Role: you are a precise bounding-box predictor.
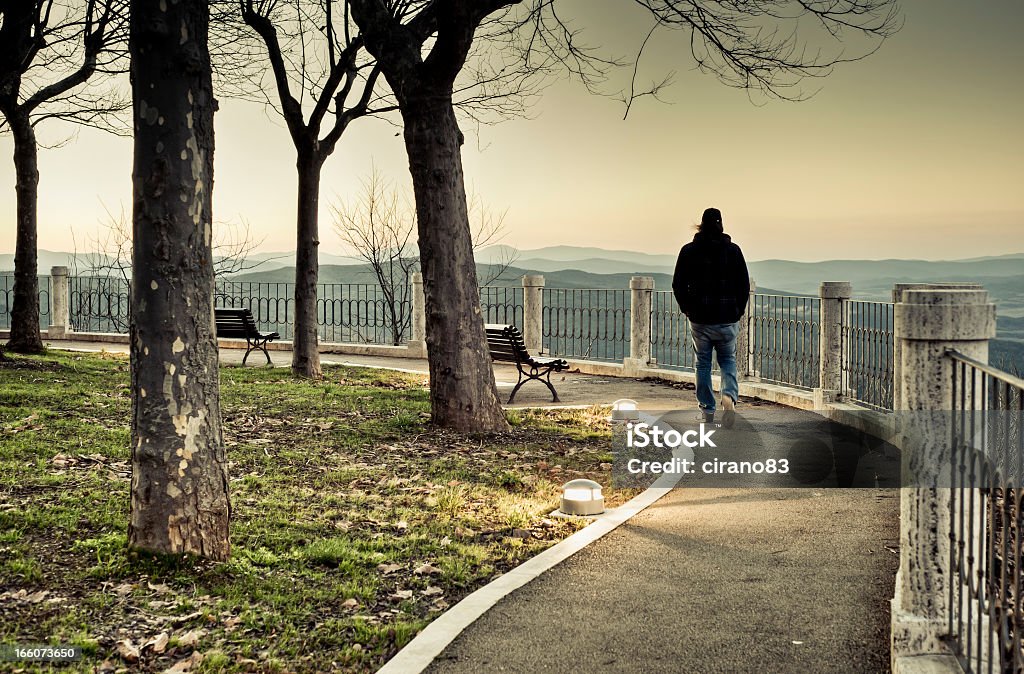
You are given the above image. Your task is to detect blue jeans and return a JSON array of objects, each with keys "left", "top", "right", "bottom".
[{"left": 690, "top": 322, "right": 739, "bottom": 413}]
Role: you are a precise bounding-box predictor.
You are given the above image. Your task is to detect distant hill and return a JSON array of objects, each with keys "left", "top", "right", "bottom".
[{"left": 5, "top": 246, "right": 1021, "bottom": 314}]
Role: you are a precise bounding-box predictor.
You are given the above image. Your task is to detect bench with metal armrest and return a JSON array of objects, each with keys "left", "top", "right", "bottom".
[{"left": 485, "top": 323, "right": 568, "bottom": 403}]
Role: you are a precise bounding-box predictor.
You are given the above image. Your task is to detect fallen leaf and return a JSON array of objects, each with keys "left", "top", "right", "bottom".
[
  {"left": 162, "top": 652, "right": 204, "bottom": 673},
  {"left": 422, "top": 586, "right": 444, "bottom": 596},
  {"left": 414, "top": 563, "right": 442, "bottom": 576},
  {"left": 116, "top": 639, "right": 140, "bottom": 663},
  {"left": 147, "top": 582, "right": 173, "bottom": 595},
  {"left": 377, "top": 563, "right": 403, "bottom": 574},
  {"left": 26, "top": 590, "right": 49, "bottom": 603},
  {"left": 145, "top": 632, "right": 170, "bottom": 654},
  {"left": 389, "top": 589, "right": 413, "bottom": 602},
  {"left": 113, "top": 583, "right": 134, "bottom": 597},
  {"left": 176, "top": 628, "right": 205, "bottom": 648},
  {"left": 341, "top": 598, "right": 359, "bottom": 609}
]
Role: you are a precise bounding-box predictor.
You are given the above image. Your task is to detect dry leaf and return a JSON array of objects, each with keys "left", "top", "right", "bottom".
[
  {"left": 116, "top": 639, "right": 140, "bottom": 663},
  {"left": 377, "top": 563, "right": 402, "bottom": 574},
  {"left": 162, "top": 652, "right": 204, "bottom": 673},
  {"left": 389, "top": 589, "right": 413, "bottom": 601},
  {"left": 422, "top": 586, "right": 444, "bottom": 596},
  {"left": 340, "top": 598, "right": 359, "bottom": 609},
  {"left": 413, "top": 563, "right": 441, "bottom": 576},
  {"left": 176, "top": 628, "right": 205, "bottom": 648},
  {"left": 145, "top": 632, "right": 170, "bottom": 654},
  {"left": 147, "top": 582, "right": 172, "bottom": 595}
]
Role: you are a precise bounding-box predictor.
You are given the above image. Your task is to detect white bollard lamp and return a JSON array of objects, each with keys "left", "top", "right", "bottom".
[
  {"left": 610, "top": 398, "right": 640, "bottom": 423},
  {"left": 560, "top": 478, "right": 605, "bottom": 516}
]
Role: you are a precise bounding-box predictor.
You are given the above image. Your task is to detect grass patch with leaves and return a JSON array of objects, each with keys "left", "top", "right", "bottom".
[{"left": 0, "top": 350, "right": 627, "bottom": 673}]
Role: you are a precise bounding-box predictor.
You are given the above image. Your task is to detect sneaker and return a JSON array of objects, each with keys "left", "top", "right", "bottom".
[{"left": 721, "top": 395, "right": 737, "bottom": 429}]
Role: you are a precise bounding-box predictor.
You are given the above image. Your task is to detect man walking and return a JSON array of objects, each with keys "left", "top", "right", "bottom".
[{"left": 672, "top": 207, "right": 750, "bottom": 427}]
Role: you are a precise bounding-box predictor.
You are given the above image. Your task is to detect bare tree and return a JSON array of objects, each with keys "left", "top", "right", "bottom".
[
  {"left": 223, "top": 1, "right": 400, "bottom": 380},
  {"left": 0, "top": 1, "right": 129, "bottom": 353},
  {"left": 128, "top": 0, "right": 230, "bottom": 560},
  {"left": 333, "top": 168, "right": 518, "bottom": 346},
  {"left": 345, "top": 0, "right": 898, "bottom": 432},
  {"left": 332, "top": 170, "right": 417, "bottom": 346}
]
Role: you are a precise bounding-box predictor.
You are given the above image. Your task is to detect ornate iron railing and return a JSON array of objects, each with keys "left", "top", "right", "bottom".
[
  {"left": 542, "top": 288, "right": 630, "bottom": 363},
  {"left": 479, "top": 286, "right": 524, "bottom": 328},
  {"left": 749, "top": 294, "right": 820, "bottom": 389},
  {"left": 649, "top": 290, "right": 695, "bottom": 371},
  {"left": 0, "top": 275, "right": 52, "bottom": 331},
  {"left": 214, "top": 281, "right": 411, "bottom": 345},
  {"left": 70, "top": 275, "right": 130, "bottom": 333},
  {"left": 842, "top": 300, "right": 894, "bottom": 411},
  {"left": 948, "top": 350, "right": 1024, "bottom": 673}
]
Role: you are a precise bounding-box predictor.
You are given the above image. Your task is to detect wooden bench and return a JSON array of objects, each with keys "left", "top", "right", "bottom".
[
  {"left": 214, "top": 307, "right": 280, "bottom": 365},
  {"left": 485, "top": 324, "right": 568, "bottom": 403}
]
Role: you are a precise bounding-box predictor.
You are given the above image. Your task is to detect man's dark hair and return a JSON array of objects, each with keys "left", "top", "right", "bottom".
[{"left": 699, "top": 207, "right": 724, "bottom": 234}]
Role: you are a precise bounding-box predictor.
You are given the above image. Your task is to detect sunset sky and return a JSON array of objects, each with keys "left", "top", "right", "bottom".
[{"left": 1, "top": 0, "right": 1021, "bottom": 262}]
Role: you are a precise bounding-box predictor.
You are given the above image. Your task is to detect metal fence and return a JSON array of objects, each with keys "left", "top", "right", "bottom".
[
  {"left": 214, "top": 281, "right": 411, "bottom": 345},
  {"left": 947, "top": 350, "right": 1024, "bottom": 673},
  {"left": 650, "top": 290, "right": 695, "bottom": 371},
  {"left": 480, "top": 286, "right": 524, "bottom": 327},
  {"left": 0, "top": 275, "right": 51, "bottom": 331},
  {"left": 749, "top": 294, "right": 821, "bottom": 390},
  {"left": 26, "top": 275, "right": 901, "bottom": 412},
  {"left": 70, "top": 275, "right": 130, "bottom": 333},
  {"left": 842, "top": 300, "right": 894, "bottom": 411},
  {"left": 542, "top": 288, "right": 630, "bottom": 363}
]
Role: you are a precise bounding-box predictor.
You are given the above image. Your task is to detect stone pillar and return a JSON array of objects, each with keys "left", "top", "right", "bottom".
[
  {"left": 816, "top": 281, "right": 851, "bottom": 405},
  {"left": 890, "top": 287, "right": 996, "bottom": 668},
  {"left": 48, "top": 266, "right": 70, "bottom": 339},
  {"left": 521, "top": 274, "right": 545, "bottom": 354},
  {"left": 408, "top": 272, "right": 426, "bottom": 358},
  {"left": 891, "top": 282, "right": 982, "bottom": 411},
  {"left": 736, "top": 277, "right": 755, "bottom": 378},
  {"left": 624, "top": 276, "right": 654, "bottom": 376}
]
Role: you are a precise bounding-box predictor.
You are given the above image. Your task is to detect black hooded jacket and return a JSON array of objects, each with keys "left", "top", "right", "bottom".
[{"left": 671, "top": 231, "right": 750, "bottom": 325}]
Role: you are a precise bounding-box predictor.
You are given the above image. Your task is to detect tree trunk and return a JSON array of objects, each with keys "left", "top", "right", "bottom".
[
  {"left": 6, "top": 113, "right": 44, "bottom": 354},
  {"left": 401, "top": 95, "right": 507, "bottom": 431},
  {"left": 291, "top": 151, "right": 323, "bottom": 379},
  {"left": 127, "top": 0, "right": 230, "bottom": 561}
]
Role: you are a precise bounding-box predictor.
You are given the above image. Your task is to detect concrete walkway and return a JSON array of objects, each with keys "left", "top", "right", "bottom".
[
  {"left": 51, "top": 340, "right": 899, "bottom": 672},
  {"left": 427, "top": 487, "right": 898, "bottom": 673},
  {"left": 414, "top": 396, "right": 899, "bottom": 673}
]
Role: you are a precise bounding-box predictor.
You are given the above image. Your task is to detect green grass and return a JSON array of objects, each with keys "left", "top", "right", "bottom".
[{"left": 0, "top": 350, "right": 625, "bottom": 673}]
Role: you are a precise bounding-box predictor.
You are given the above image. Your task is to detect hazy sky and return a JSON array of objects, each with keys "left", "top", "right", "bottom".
[{"left": 1, "top": 0, "right": 1022, "bottom": 262}]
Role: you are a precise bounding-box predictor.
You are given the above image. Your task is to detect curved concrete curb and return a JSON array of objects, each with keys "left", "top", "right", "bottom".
[{"left": 377, "top": 428, "right": 686, "bottom": 674}]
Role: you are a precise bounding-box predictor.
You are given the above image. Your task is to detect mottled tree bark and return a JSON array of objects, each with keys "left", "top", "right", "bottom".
[
  {"left": 400, "top": 94, "right": 507, "bottom": 431},
  {"left": 6, "top": 113, "right": 43, "bottom": 353},
  {"left": 291, "top": 151, "right": 324, "bottom": 379},
  {"left": 348, "top": 0, "right": 509, "bottom": 431},
  {"left": 128, "top": 0, "right": 230, "bottom": 560}
]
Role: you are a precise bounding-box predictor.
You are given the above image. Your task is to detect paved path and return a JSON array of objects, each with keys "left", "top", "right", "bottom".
[
  {"left": 426, "top": 487, "right": 898, "bottom": 674},
  {"left": 423, "top": 404, "right": 900, "bottom": 674}
]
